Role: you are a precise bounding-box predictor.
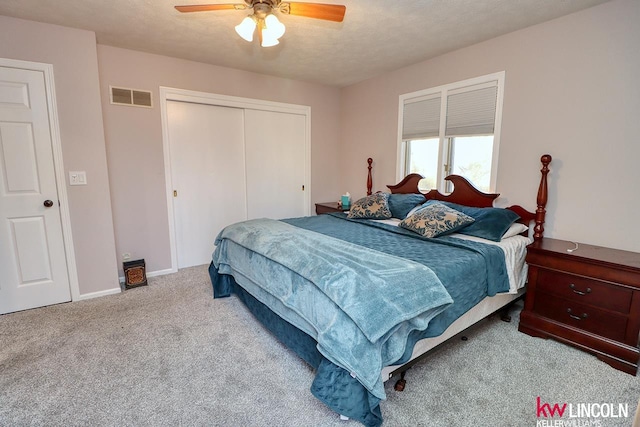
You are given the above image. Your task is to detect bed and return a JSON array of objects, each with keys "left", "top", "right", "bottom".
[{"left": 209, "top": 154, "right": 552, "bottom": 426}]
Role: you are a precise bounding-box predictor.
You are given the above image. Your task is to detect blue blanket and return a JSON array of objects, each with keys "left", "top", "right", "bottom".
[
  {"left": 213, "top": 218, "right": 453, "bottom": 399},
  {"left": 211, "top": 213, "right": 511, "bottom": 426}
]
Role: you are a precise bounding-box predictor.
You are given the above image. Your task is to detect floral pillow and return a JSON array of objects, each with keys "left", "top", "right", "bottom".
[
  {"left": 399, "top": 202, "right": 475, "bottom": 238},
  {"left": 347, "top": 193, "right": 392, "bottom": 219}
]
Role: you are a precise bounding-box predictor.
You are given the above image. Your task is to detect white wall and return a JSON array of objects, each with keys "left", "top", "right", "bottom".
[
  {"left": 339, "top": 0, "right": 640, "bottom": 253},
  {"left": 0, "top": 16, "right": 120, "bottom": 296},
  {"left": 97, "top": 45, "right": 342, "bottom": 275}
]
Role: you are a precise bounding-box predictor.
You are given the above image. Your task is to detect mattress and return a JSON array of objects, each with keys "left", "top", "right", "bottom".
[{"left": 371, "top": 217, "right": 531, "bottom": 293}]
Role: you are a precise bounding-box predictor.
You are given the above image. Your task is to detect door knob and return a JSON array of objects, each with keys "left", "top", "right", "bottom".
[{"left": 44, "top": 200, "right": 54, "bottom": 208}]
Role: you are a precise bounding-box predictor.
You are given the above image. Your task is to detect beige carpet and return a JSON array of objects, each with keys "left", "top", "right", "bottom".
[{"left": 1, "top": 265, "right": 638, "bottom": 426}]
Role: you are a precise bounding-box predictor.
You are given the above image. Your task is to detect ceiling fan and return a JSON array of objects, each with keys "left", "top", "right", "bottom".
[{"left": 175, "top": 1, "right": 346, "bottom": 47}]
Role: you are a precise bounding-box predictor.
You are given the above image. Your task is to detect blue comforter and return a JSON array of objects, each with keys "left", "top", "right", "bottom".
[
  {"left": 213, "top": 218, "right": 453, "bottom": 399},
  {"left": 211, "top": 213, "right": 510, "bottom": 426}
]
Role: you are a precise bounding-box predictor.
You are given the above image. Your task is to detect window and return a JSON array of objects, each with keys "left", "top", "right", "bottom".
[{"left": 399, "top": 72, "right": 504, "bottom": 193}]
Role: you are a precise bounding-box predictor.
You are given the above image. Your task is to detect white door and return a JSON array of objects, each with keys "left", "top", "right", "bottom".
[
  {"left": 167, "top": 101, "right": 248, "bottom": 269},
  {"left": 0, "top": 66, "right": 71, "bottom": 314},
  {"left": 244, "top": 109, "right": 307, "bottom": 220}
]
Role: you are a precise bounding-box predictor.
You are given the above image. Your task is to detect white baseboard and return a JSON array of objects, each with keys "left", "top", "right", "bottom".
[
  {"left": 147, "top": 268, "right": 175, "bottom": 278},
  {"left": 77, "top": 269, "right": 177, "bottom": 302},
  {"left": 118, "top": 267, "right": 176, "bottom": 284},
  {"left": 76, "top": 287, "right": 122, "bottom": 301}
]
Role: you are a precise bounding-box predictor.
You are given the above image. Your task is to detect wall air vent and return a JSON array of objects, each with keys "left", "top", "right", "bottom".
[{"left": 110, "top": 86, "right": 153, "bottom": 108}]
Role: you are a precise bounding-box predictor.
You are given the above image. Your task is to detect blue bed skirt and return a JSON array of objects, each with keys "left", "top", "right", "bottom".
[{"left": 210, "top": 262, "right": 384, "bottom": 426}]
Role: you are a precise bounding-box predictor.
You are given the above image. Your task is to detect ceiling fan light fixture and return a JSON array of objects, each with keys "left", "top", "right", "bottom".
[
  {"left": 261, "top": 33, "right": 280, "bottom": 47},
  {"left": 235, "top": 15, "right": 257, "bottom": 42},
  {"left": 177, "top": 1, "right": 346, "bottom": 47},
  {"left": 263, "top": 13, "right": 286, "bottom": 39}
]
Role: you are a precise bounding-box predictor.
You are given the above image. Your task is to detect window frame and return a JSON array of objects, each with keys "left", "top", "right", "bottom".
[{"left": 396, "top": 71, "right": 505, "bottom": 193}]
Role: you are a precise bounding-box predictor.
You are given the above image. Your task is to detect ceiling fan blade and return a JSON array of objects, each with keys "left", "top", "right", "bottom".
[
  {"left": 175, "top": 4, "right": 246, "bottom": 13},
  {"left": 282, "top": 2, "right": 346, "bottom": 22}
]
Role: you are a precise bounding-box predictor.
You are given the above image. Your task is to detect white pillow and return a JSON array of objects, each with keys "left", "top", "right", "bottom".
[{"left": 501, "top": 222, "right": 529, "bottom": 239}]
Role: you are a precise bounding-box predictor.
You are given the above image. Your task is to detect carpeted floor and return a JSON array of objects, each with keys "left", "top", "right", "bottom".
[{"left": 1, "top": 265, "right": 638, "bottom": 427}]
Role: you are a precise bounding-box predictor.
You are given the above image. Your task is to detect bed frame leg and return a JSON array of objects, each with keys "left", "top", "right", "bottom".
[
  {"left": 500, "top": 307, "right": 512, "bottom": 323},
  {"left": 394, "top": 370, "right": 407, "bottom": 392},
  {"left": 498, "top": 293, "right": 526, "bottom": 323}
]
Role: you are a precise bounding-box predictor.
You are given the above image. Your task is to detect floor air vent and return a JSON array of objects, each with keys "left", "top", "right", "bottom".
[{"left": 110, "top": 86, "right": 152, "bottom": 108}]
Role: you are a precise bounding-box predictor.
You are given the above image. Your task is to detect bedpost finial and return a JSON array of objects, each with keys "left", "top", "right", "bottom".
[{"left": 534, "top": 154, "right": 551, "bottom": 241}]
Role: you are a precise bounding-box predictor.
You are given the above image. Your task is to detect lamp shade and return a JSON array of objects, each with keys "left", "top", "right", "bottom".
[
  {"left": 235, "top": 16, "right": 256, "bottom": 42},
  {"left": 261, "top": 34, "right": 280, "bottom": 47},
  {"left": 263, "top": 14, "right": 285, "bottom": 39}
]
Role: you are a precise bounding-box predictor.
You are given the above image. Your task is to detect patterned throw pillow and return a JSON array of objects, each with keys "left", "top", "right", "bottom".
[
  {"left": 399, "top": 203, "right": 475, "bottom": 238},
  {"left": 347, "top": 193, "right": 392, "bottom": 219}
]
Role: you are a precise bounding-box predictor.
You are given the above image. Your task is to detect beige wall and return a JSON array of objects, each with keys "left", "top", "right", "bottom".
[
  {"left": 0, "top": 16, "right": 120, "bottom": 296},
  {"left": 340, "top": 0, "right": 640, "bottom": 253},
  {"left": 97, "top": 45, "right": 342, "bottom": 275},
  {"left": 2, "top": 0, "right": 637, "bottom": 295}
]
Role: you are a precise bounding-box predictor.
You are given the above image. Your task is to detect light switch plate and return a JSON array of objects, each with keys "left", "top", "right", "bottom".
[{"left": 69, "top": 171, "right": 87, "bottom": 186}]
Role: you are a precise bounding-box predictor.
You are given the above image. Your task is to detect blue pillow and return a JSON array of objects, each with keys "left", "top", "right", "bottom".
[
  {"left": 387, "top": 193, "right": 426, "bottom": 219},
  {"left": 424, "top": 200, "right": 520, "bottom": 241}
]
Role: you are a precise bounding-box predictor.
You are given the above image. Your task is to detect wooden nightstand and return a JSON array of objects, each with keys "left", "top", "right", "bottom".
[
  {"left": 519, "top": 238, "right": 640, "bottom": 375},
  {"left": 315, "top": 202, "right": 349, "bottom": 215}
]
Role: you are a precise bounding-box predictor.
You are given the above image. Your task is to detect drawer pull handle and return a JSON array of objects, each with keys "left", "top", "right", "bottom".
[
  {"left": 569, "top": 284, "right": 591, "bottom": 296},
  {"left": 567, "top": 308, "right": 588, "bottom": 320}
]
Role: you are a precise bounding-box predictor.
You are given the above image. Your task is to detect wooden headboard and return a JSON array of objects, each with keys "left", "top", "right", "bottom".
[{"left": 369, "top": 155, "right": 552, "bottom": 240}]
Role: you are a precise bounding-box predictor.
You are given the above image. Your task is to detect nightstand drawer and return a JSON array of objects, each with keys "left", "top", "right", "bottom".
[
  {"left": 537, "top": 269, "right": 632, "bottom": 314},
  {"left": 533, "top": 293, "right": 628, "bottom": 342}
]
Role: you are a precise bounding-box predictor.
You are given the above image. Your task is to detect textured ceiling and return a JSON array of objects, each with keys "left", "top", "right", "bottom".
[{"left": 0, "top": 0, "right": 611, "bottom": 87}]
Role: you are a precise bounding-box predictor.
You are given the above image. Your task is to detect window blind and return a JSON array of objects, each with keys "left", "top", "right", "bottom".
[
  {"left": 402, "top": 95, "right": 441, "bottom": 140},
  {"left": 445, "top": 82, "right": 498, "bottom": 137}
]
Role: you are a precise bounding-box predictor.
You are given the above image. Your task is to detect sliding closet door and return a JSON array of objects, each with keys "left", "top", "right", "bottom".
[
  {"left": 167, "top": 101, "right": 247, "bottom": 269},
  {"left": 244, "top": 109, "right": 307, "bottom": 220}
]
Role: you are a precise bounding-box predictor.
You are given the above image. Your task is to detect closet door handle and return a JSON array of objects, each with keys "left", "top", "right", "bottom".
[{"left": 43, "top": 200, "right": 54, "bottom": 208}]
